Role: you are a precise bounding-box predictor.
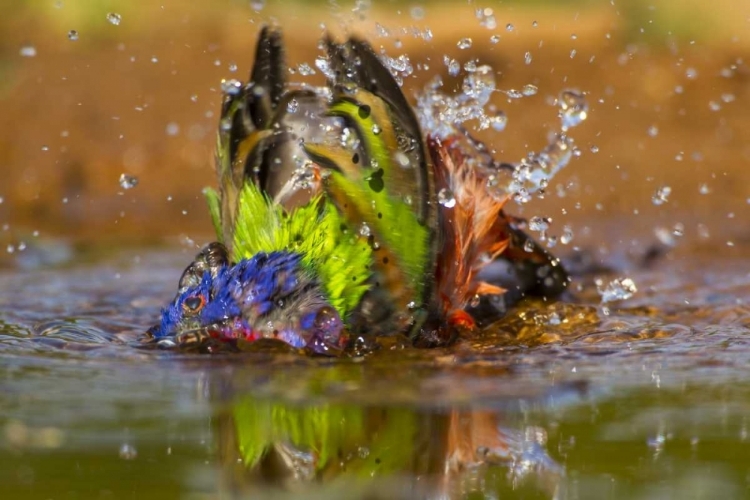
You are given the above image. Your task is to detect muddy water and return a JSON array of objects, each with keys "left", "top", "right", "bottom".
[
  {"left": 2, "top": 1, "right": 750, "bottom": 498},
  {"left": 1, "top": 235, "right": 749, "bottom": 499}
]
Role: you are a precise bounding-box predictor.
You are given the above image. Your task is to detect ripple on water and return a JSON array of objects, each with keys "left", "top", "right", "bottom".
[{"left": 0, "top": 246, "right": 749, "bottom": 497}]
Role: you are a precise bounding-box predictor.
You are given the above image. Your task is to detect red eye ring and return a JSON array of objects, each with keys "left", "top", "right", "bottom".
[{"left": 182, "top": 295, "right": 205, "bottom": 313}]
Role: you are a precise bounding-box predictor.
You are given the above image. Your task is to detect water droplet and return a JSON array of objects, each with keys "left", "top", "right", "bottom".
[
  {"left": 721, "top": 93, "right": 736, "bottom": 103},
  {"left": 529, "top": 216, "right": 551, "bottom": 232},
  {"left": 315, "top": 56, "right": 334, "bottom": 79},
  {"left": 119, "top": 173, "right": 138, "bottom": 189},
  {"left": 445, "top": 57, "right": 461, "bottom": 77},
  {"left": 41, "top": 145, "right": 49, "bottom": 152},
  {"left": 437, "top": 188, "right": 456, "bottom": 208},
  {"left": 228, "top": 62, "right": 238, "bottom": 73},
  {"left": 647, "top": 434, "right": 665, "bottom": 452},
  {"left": 560, "top": 226, "right": 574, "bottom": 244},
  {"left": 532, "top": 20, "right": 538, "bottom": 28},
  {"left": 287, "top": 99, "right": 299, "bottom": 113},
  {"left": 524, "top": 52, "right": 532, "bottom": 65},
  {"left": 506, "top": 23, "right": 514, "bottom": 32},
  {"left": 596, "top": 277, "right": 637, "bottom": 303},
  {"left": 505, "top": 89, "right": 523, "bottom": 99},
  {"left": 648, "top": 125, "right": 659, "bottom": 137},
  {"left": 457, "top": 38, "right": 473, "bottom": 50},
  {"left": 708, "top": 100, "right": 721, "bottom": 111},
  {"left": 165, "top": 122, "right": 179, "bottom": 136},
  {"left": 297, "top": 63, "right": 316, "bottom": 76},
  {"left": 359, "top": 223, "right": 371, "bottom": 237},
  {"left": 106, "top": 12, "right": 122, "bottom": 26},
  {"left": 410, "top": 6, "right": 425, "bottom": 20},
  {"left": 523, "top": 240, "right": 535, "bottom": 252},
  {"left": 221, "top": 79, "right": 242, "bottom": 96},
  {"left": 489, "top": 112, "right": 507, "bottom": 132},
  {"left": 558, "top": 89, "right": 589, "bottom": 130},
  {"left": 250, "top": 0, "right": 265, "bottom": 11},
  {"left": 470, "top": 294, "right": 481, "bottom": 308},
  {"left": 522, "top": 84, "right": 538, "bottom": 96},
  {"left": 652, "top": 186, "right": 671, "bottom": 205},
  {"left": 190, "top": 94, "right": 198, "bottom": 103},
  {"left": 699, "top": 183, "right": 710, "bottom": 195},
  {"left": 570, "top": 49, "right": 577, "bottom": 59},
  {"left": 590, "top": 145, "right": 599, "bottom": 153},
  {"left": 119, "top": 443, "right": 137, "bottom": 460},
  {"left": 67, "top": 30, "right": 79, "bottom": 41},
  {"left": 490, "top": 34, "right": 501, "bottom": 44},
  {"left": 685, "top": 67, "right": 698, "bottom": 79},
  {"left": 19, "top": 44, "right": 37, "bottom": 57},
  {"left": 461, "top": 65, "right": 495, "bottom": 105}
]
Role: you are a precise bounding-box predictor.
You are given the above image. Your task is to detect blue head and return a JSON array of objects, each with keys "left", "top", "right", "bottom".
[{"left": 148, "top": 243, "right": 346, "bottom": 354}]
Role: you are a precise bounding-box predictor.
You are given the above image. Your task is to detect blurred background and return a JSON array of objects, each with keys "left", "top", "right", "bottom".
[{"left": 1, "top": 0, "right": 749, "bottom": 255}]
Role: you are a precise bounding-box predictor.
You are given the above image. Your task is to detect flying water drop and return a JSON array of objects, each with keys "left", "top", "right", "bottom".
[
  {"left": 652, "top": 186, "right": 671, "bottom": 205},
  {"left": 557, "top": 90, "right": 589, "bottom": 130},
  {"left": 106, "top": 12, "right": 122, "bottom": 26},
  {"left": 596, "top": 277, "right": 637, "bottom": 303},
  {"left": 119, "top": 174, "right": 138, "bottom": 190}
]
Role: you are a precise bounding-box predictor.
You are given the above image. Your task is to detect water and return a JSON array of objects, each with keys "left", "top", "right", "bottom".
[
  {"left": 4, "top": 1, "right": 750, "bottom": 497},
  {"left": 1, "top": 238, "right": 749, "bottom": 498}
]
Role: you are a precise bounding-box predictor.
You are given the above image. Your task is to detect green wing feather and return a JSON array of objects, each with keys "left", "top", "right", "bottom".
[{"left": 304, "top": 87, "right": 431, "bottom": 315}]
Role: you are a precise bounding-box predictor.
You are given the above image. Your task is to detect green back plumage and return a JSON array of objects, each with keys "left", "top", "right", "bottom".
[
  {"left": 206, "top": 182, "right": 371, "bottom": 318},
  {"left": 205, "top": 27, "right": 436, "bottom": 327}
]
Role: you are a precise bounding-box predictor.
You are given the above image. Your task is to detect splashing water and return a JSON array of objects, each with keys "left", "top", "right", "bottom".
[
  {"left": 417, "top": 65, "right": 500, "bottom": 138},
  {"left": 558, "top": 90, "right": 589, "bottom": 131},
  {"left": 596, "top": 277, "right": 638, "bottom": 303},
  {"left": 652, "top": 186, "right": 672, "bottom": 205},
  {"left": 417, "top": 56, "right": 588, "bottom": 203}
]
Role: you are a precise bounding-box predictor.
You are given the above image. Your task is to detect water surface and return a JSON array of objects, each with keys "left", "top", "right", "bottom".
[{"left": 1, "top": 235, "right": 749, "bottom": 499}]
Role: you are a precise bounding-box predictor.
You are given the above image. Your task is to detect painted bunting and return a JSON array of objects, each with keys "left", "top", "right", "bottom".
[{"left": 147, "top": 27, "right": 567, "bottom": 354}]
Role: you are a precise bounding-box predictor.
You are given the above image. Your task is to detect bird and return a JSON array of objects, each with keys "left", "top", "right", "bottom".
[{"left": 146, "top": 26, "right": 568, "bottom": 355}]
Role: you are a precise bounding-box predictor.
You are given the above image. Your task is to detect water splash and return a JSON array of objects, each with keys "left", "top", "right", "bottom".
[
  {"left": 596, "top": 277, "right": 637, "bottom": 303},
  {"left": 652, "top": 186, "right": 671, "bottom": 205},
  {"left": 558, "top": 90, "right": 589, "bottom": 131}
]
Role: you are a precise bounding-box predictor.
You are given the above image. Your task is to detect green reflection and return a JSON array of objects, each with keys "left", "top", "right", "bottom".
[{"left": 219, "top": 395, "right": 562, "bottom": 497}]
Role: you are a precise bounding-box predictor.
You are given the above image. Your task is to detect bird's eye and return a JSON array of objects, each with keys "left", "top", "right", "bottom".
[{"left": 183, "top": 295, "right": 205, "bottom": 313}]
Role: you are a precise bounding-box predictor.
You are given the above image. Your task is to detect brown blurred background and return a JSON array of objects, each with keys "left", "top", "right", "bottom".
[{"left": 1, "top": 0, "right": 749, "bottom": 254}]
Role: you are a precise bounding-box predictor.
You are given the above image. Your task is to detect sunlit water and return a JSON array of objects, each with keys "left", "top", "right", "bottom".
[{"left": 1, "top": 235, "right": 749, "bottom": 499}]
